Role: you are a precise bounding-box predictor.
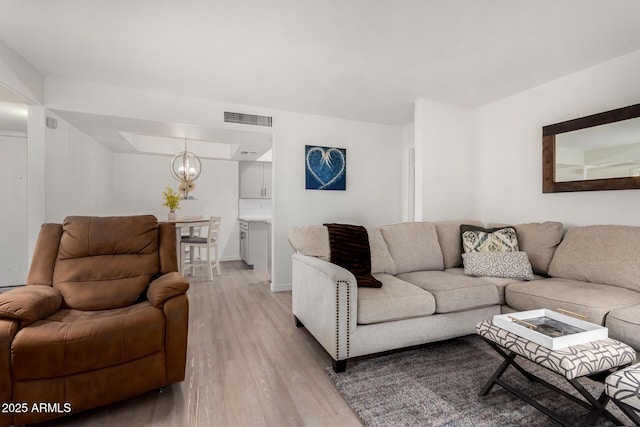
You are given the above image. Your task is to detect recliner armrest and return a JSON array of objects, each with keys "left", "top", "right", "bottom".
[
  {"left": 0, "top": 318, "right": 18, "bottom": 427},
  {"left": 147, "top": 272, "right": 189, "bottom": 307},
  {"left": 0, "top": 285, "right": 62, "bottom": 327}
]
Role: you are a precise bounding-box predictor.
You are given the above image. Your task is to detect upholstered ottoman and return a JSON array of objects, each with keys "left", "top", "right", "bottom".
[
  {"left": 605, "top": 363, "right": 640, "bottom": 425},
  {"left": 476, "top": 320, "right": 636, "bottom": 426}
]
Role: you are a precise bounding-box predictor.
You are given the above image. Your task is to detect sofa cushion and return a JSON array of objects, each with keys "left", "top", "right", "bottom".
[
  {"left": 446, "top": 267, "right": 544, "bottom": 305},
  {"left": 463, "top": 251, "right": 534, "bottom": 281},
  {"left": 461, "top": 225, "right": 519, "bottom": 253},
  {"left": 435, "top": 220, "right": 483, "bottom": 269},
  {"left": 505, "top": 278, "right": 640, "bottom": 325},
  {"left": 366, "top": 227, "right": 397, "bottom": 275},
  {"left": 53, "top": 215, "right": 160, "bottom": 310},
  {"left": 288, "top": 225, "right": 330, "bottom": 261},
  {"left": 396, "top": 270, "right": 499, "bottom": 313},
  {"left": 606, "top": 304, "right": 640, "bottom": 350},
  {"left": 289, "top": 225, "right": 397, "bottom": 275},
  {"left": 357, "top": 274, "right": 436, "bottom": 324},
  {"left": 11, "top": 302, "right": 165, "bottom": 380},
  {"left": 490, "top": 222, "right": 563, "bottom": 276},
  {"left": 548, "top": 225, "right": 640, "bottom": 292},
  {"left": 380, "top": 222, "right": 444, "bottom": 274}
]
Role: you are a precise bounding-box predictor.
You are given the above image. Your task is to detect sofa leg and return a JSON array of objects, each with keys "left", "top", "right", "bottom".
[
  {"left": 332, "top": 359, "right": 347, "bottom": 373},
  {"left": 294, "top": 315, "right": 304, "bottom": 328}
]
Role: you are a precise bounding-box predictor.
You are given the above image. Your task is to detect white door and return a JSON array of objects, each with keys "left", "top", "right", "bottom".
[{"left": 0, "top": 134, "right": 28, "bottom": 285}]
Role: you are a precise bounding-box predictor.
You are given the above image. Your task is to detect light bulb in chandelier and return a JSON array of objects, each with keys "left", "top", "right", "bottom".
[{"left": 170, "top": 139, "right": 202, "bottom": 198}]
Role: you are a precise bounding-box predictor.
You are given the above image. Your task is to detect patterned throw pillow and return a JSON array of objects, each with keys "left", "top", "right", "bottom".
[
  {"left": 460, "top": 225, "right": 519, "bottom": 253},
  {"left": 462, "top": 251, "right": 534, "bottom": 280}
]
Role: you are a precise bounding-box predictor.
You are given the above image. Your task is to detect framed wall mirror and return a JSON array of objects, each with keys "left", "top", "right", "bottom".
[{"left": 543, "top": 103, "right": 640, "bottom": 192}]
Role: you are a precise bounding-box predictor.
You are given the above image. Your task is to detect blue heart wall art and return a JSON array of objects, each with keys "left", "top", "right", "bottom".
[{"left": 305, "top": 145, "right": 347, "bottom": 190}]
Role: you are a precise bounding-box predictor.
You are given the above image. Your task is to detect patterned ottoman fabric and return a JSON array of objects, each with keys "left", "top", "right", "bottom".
[
  {"left": 476, "top": 321, "right": 635, "bottom": 380},
  {"left": 605, "top": 363, "right": 640, "bottom": 411}
]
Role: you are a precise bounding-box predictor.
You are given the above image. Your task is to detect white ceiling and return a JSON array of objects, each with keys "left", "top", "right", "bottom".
[{"left": 1, "top": 1, "right": 640, "bottom": 126}]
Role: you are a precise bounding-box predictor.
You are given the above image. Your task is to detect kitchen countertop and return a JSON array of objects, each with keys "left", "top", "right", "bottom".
[{"left": 238, "top": 215, "right": 272, "bottom": 222}]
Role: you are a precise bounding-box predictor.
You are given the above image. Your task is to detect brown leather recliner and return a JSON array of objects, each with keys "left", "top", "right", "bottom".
[{"left": 0, "top": 215, "right": 189, "bottom": 426}]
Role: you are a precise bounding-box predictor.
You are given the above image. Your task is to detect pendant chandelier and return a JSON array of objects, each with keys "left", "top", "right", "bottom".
[{"left": 170, "top": 139, "right": 202, "bottom": 199}]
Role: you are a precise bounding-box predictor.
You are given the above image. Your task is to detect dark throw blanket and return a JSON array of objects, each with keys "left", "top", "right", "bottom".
[{"left": 324, "top": 223, "right": 382, "bottom": 288}]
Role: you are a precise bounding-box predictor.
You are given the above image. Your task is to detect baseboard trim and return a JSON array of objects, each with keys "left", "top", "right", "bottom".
[{"left": 270, "top": 282, "right": 292, "bottom": 292}]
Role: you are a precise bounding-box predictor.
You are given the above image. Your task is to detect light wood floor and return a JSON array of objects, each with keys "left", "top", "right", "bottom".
[{"left": 36, "top": 261, "right": 361, "bottom": 427}]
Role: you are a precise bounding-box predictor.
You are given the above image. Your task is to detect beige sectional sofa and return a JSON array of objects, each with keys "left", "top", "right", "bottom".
[{"left": 289, "top": 221, "right": 640, "bottom": 372}]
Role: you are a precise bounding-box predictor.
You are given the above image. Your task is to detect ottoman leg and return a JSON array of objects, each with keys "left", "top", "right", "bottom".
[
  {"left": 479, "top": 354, "right": 514, "bottom": 396},
  {"left": 568, "top": 379, "right": 622, "bottom": 427},
  {"left": 479, "top": 338, "right": 536, "bottom": 397}
]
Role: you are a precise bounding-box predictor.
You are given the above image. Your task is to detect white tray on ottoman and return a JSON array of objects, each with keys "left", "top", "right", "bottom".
[{"left": 493, "top": 309, "right": 608, "bottom": 350}]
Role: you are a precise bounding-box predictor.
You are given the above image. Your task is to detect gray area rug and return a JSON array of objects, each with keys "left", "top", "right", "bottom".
[{"left": 327, "top": 335, "right": 632, "bottom": 426}]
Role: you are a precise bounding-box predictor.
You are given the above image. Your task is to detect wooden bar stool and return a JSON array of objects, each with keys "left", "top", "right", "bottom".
[{"left": 180, "top": 216, "right": 221, "bottom": 280}]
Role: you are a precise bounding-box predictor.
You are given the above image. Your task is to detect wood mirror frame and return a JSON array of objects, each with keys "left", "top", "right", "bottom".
[{"left": 543, "top": 103, "right": 640, "bottom": 193}]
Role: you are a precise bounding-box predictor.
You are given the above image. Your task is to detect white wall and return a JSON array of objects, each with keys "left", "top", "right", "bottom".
[
  {"left": 414, "top": 99, "right": 476, "bottom": 221},
  {"left": 112, "top": 153, "right": 241, "bottom": 261},
  {"left": 475, "top": 49, "right": 640, "bottom": 227},
  {"left": 401, "top": 123, "right": 415, "bottom": 222},
  {"left": 0, "top": 133, "right": 27, "bottom": 285},
  {"left": 45, "top": 112, "right": 113, "bottom": 222},
  {"left": 272, "top": 111, "right": 403, "bottom": 290},
  {"left": 0, "top": 40, "right": 45, "bottom": 272},
  {"left": 26, "top": 106, "right": 46, "bottom": 268}
]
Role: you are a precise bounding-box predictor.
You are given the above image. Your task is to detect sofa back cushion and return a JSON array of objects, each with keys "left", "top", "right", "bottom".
[
  {"left": 547, "top": 225, "right": 640, "bottom": 292},
  {"left": 288, "top": 225, "right": 397, "bottom": 274},
  {"left": 490, "top": 221, "right": 563, "bottom": 275},
  {"left": 366, "top": 226, "right": 397, "bottom": 275},
  {"left": 288, "top": 225, "right": 330, "bottom": 261},
  {"left": 435, "top": 220, "right": 483, "bottom": 269},
  {"left": 53, "top": 215, "right": 160, "bottom": 310},
  {"left": 380, "top": 222, "right": 444, "bottom": 274}
]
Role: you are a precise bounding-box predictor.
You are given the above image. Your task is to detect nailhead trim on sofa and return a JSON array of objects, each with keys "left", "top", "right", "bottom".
[{"left": 335, "top": 280, "right": 350, "bottom": 360}]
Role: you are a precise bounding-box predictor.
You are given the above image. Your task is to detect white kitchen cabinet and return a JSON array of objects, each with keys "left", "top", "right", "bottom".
[
  {"left": 239, "top": 219, "right": 269, "bottom": 272},
  {"left": 240, "top": 161, "right": 271, "bottom": 199}
]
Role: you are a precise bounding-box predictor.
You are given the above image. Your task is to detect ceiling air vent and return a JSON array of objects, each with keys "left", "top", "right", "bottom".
[{"left": 224, "top": 111, "right": 272, "bottom": 127}]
